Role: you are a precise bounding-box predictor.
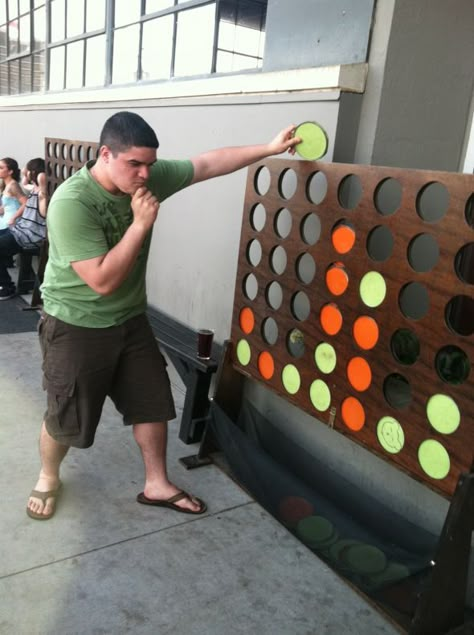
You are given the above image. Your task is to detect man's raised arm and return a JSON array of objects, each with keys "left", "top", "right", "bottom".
[{"left": 190, "top": 125, "right": 300, "bottom": 185}]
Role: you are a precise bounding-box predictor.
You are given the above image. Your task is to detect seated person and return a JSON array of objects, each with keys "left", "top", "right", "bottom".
[
  {"left": 20, "top": 165, "right": 36, "bottom": 193},
  {"left": 0, "top": 157, "right": 28, "bottom": 231},
  {"left": 0, "top": 157, "right": 47, "bottom": 300}
]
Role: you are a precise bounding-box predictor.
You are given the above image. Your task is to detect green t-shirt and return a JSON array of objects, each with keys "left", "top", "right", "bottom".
[{"left": 41, "top": 158, "right": 194, "bottom": 327}]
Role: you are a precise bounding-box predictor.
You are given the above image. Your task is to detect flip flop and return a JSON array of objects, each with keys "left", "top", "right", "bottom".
[
  {"left": 26, "top": 485, "right": 62, "bottom": 521},
  {"left": 136, "top": 490, "right": 207, "bottom": 515}
]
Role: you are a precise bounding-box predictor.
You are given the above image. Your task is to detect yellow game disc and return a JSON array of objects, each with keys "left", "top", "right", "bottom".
[
  {"left": 295, "top": 121, "right": 329, "bottom": 161},
  {"left": 377, "top": 416, "right": 405, "bottom": 454},
  {"left": 426, "top": 394, "right": 461, "bottom": 434},
  {"left": 282, "top": 364, "right": 301, "bottom": 395},
  {"left": 310, "top": 379, "right": 331, "bottom": 412},
  {"left": 314, "top": 342, "right": 337, "bottom": 374},
  {"left": 418, "top": 439, "right": 450, "bottom": 480},
  {"left": 236, "top": 339, "right": 251, "bottom": 366},
  {"left": 359, "top": 271, "right": 387, "bottom": 308}
]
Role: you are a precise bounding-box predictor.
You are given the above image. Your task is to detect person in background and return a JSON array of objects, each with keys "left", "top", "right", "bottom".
[
  {"left": 0, "top": 157, "right": 47, "bottom": 299},
  {"left": 0, "top": 157, "right": 28, "bottom": 232},
  {"left": 26, "top": 111, "right": 301, "bottom": 520}
]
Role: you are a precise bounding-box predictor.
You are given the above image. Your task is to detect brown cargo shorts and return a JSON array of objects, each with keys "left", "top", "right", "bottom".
[{"left": 39, "top": 312, "right": 176, "bottom": 448}]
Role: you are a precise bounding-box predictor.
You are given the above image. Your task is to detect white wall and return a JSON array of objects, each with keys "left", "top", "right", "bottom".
[
  {"left": 463, "top": 111, "right": 474, "bottom": 173},
  {"left": 144, "top": 97, "right": 339, "bottom": 337},
  {"left": 372, "top": 0, "right": 474, "bottom": 170},
  {"left": 0, "top": 93, "right": 341, "bottom": 343}
]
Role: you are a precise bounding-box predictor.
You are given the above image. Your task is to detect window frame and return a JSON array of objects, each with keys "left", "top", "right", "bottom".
[{"left": 0, "top": 0, "right": 268, "bottom": 96}]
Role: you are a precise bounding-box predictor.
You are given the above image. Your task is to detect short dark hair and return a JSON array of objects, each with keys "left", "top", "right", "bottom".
[
  {"left": 1, "top": 157, "right": 20, "bottom": 182},
  {"left": 99, "top": 111, "right": 159, "bottom": 155},
  {"left": 26, "top": 157, "right": 45, "bottom": 185}
]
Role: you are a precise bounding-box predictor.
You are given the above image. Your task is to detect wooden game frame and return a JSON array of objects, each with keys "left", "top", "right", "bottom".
[
  {"left": 45, "top": 137, "right": 100, "bottom": 197},
  {"left": 193, "top": 157, "right": 474, "bottom": 634},
  {"left": 230, "top": 158, "right": 473, "bottom": 499}
]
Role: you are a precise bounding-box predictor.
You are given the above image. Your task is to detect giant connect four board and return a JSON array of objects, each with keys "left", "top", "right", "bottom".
[{"left": 230, "top": 158, "right": 474, "bottom": 498}]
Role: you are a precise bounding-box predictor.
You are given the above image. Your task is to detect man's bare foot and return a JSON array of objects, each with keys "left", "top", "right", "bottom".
[
  {"left": 140, "top": 481, "right": 206, "bottom": 514},
  {"left": 27, "top": 473, "right": 62, "bottom": 520}
]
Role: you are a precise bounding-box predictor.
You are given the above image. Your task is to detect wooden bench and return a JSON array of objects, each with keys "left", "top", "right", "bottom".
[
  {"left": 192, "top": 157, "right": 474, "bottom": 635},
  {"left": 17, "top": 239, "right": 49, "bottom": 308},
  {"left": 17, "top": 246, "right": 40, "bottom": 294},
  {"left": 147, "top": 306, "right": 220, "bottom": 447}
]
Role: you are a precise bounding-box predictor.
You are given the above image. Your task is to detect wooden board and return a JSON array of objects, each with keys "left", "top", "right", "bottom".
[
  {"left": 231, "top": 158, "right": 474, "bottom": 498},
  {"left": 45, "top": 137, "right": 99, "bottom": 195}
]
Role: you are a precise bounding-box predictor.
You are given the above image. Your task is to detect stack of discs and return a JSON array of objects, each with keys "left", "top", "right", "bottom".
[
  {"left": 327, "top": 538, "right": 364, "bottom": 570},
  {"left": 296, "top": 515, "right": 339, "bottom": 551}
]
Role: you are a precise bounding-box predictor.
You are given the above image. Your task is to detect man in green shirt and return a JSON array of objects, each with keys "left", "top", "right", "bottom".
[{"left": 27, "top": 111, "right": 300, "bottom": 520}]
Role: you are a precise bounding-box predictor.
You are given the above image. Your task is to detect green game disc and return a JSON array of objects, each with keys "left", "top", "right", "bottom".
[
  {"left": 341, "top": 543, "right": 388, "bottom": 575},
  {"left": 295, "top": 121, "right": 329, "bottom": 161},
  {"left": 314, "top": 342, "right": 337, "bottom": 374},
  {"left": 418, "top": 439, "right": 450, "bottom": 480},
  {"left": 236, "top": 339, "right": 251, "bottom": 366},
  {"left": 296, "top": 515, "right": 335, "bottom": 547},
  {"left": 282, "top": 364, "right": 301, "bottom": 394},
  {"left": 426, "top": 394, "right": 461, "bottom": 434},
  {"left": 309, "top": 379, "right": 331, "bottom": 412},
  {"left": 359, "top": 271, "right": 387, "bottom": 308},
  {"left": 377, "top": 416, "right": 405, "bottom": 454}
]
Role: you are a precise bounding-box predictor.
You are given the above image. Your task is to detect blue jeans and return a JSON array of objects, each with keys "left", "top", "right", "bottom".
[{"left": 0, "top": 229, "right": 20, "bottom": 286}]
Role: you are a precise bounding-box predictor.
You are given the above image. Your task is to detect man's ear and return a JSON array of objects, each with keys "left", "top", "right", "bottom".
[{"left": 99, "top": 145, "right": 111, "bottom": 163}]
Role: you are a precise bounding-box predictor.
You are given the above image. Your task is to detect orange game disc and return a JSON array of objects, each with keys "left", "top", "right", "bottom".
[
  {"left": 258, "top": 351, "right": 275, "bottom": 380},
  {"left": 332, "top": 224, "right": 356, "bottom": 254},
  {"left": 278, "top": 496, "right": 315, "bottom": 527},
  {"left": 347, "top": 357, "right": 372, "bottom": 392},
  {"left": 239, "top": 307, "right": 255, "bottom": 334},
  {"left": 326, "top": 263, "right": 349, "bottom": 296},
  {"left": 320, "top": 303, "right": 343, "bottom": 336},
  {"left": 352, "top": 316, "right": 379, "bottom": 350},
  {"left": 341, "top": 396, "right": 366, "bottom": 431}
]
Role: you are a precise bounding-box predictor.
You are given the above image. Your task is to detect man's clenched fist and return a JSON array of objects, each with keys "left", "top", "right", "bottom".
[{"left": 131, "top": 187, "right": 160, "bottom": 231}]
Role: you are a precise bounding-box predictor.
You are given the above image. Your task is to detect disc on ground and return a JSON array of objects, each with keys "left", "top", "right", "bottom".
[
  {"left": 341, "top": 543, "right": 387, "bottom": 575},
  {"left": 296, "top": 515, "right": 335, "bottom": 547}
]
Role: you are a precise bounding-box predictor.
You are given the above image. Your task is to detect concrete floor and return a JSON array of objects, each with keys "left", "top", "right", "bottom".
[{"left": 0, "top": 328, "right": 402, "bottom": 635}]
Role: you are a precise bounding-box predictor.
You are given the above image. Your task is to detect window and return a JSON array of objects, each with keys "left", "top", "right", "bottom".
[
  {"left": 0, "top": 0, "right": 267, "bottom": 96},
  {"left": 174, "top": 4, "right": 216, "bottom": 77},
  {"left": 141, "top": 15, "right": 173, "bottom": 81},
  {"left": 217, "top": 0, "right": 266, "bottom": 73}
]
